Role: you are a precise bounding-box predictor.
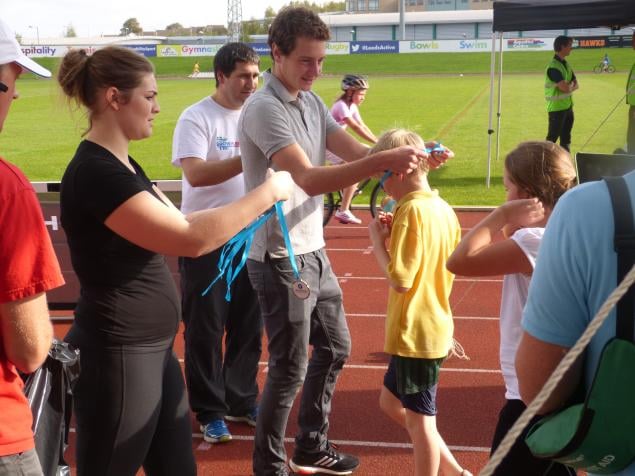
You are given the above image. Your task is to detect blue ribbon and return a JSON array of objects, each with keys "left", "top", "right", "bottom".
[
  {"left": 274, "top": 201, "right": 301, "bottom": 281},
  {"left": 202, "top": 206, "right": 275, "bottom": 301}
]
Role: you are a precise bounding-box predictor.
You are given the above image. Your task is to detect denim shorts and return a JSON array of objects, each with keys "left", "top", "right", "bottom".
[{"left": 383, "top": 356, "right": 439, "bottom": 416}]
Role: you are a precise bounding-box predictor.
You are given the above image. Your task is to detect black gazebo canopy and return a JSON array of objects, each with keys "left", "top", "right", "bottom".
[{"left": 493, "top": 0, "right": 635, "bottom": 32}]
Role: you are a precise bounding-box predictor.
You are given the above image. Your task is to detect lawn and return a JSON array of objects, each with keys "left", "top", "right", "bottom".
[{"left": 3, "top": 49, "right": 631, "bottom": 206}]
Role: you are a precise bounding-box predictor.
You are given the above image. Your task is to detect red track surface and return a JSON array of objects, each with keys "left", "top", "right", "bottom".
[{"left": 51, "top": 209, "right": 510, "bottom": 475}]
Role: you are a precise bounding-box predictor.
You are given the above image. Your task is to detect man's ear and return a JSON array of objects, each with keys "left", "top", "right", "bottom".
[{"left": 271, "top": 43, "right": 282, "bottom": 64}]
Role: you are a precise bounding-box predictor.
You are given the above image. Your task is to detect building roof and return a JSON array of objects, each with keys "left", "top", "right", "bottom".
[
  {"left": 320, "top": 9, "right": 493, "bottom": 27},
  {"left": 20, "top": 35, "right": 167, "bottom": 46}
]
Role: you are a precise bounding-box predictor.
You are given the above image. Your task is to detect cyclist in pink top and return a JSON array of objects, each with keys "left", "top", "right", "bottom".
[{"left": 327, "top": 74, "right": 378, "bottom": 224}]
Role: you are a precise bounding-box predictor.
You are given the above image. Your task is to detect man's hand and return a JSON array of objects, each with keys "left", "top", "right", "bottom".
[
  {"left": 384, "top": 146, "right": 428, "bottom": 175},
  {"left": 428, "top": 144, "right": 455, "bottom": 170}
]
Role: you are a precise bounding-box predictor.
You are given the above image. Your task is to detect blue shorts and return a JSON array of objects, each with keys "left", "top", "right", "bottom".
[{"left": 383, "top": 357, "right": 439, "bottom": 416}]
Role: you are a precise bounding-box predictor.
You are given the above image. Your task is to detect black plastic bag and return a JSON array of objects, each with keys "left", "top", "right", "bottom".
[{"left": 22, "top": 339, "right": 80, "bottom": 476}]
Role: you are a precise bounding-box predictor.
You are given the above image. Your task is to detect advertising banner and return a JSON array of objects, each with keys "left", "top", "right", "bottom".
[
  {"left": 248, "top": 43, "right": 271, "bottom": 56},
  {"left": 124, "top": 45, "right": 156, "bottom": 57},
  {"left": 573, "top": 36, "right": 631, "bottom": 49},
  {"left": 573, "top": 36, "right": 608, "bottom": 48},
  {"left": 505, "top": 38, "right": 551, "bottom": 51},
  {"left": 157, "top": 44, "right": 221, "bottom": 57},
  {"left": 20, "top": 45, "right": 65, "bottom": 57},
  {"left": 350, "top": 41, "right": 398, "bottom": 54},
  {"left": 326, "top": 42, "right": 349, "bottom": 55}
]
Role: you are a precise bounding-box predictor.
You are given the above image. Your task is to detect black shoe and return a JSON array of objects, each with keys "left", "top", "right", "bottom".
[{"left": 289, "top": 442, "right": 359, "bottom": 475}]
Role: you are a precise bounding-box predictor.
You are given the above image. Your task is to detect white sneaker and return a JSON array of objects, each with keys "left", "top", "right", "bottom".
[{"left": 335, "top": 210, "right": 362, "bottom": 224}]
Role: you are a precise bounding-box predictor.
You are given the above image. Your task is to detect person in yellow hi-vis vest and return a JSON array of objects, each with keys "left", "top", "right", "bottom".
[
  {"left": 545, "top": 36, "right": 578, "bottom": 152},
  {"left": 627, "top": 32, "right": 635, "bottom": 153}
]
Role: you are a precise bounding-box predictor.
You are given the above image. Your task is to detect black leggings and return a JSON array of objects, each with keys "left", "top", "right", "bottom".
[{"left": 67, "top": 328, "right": 196, "bottom": 476}]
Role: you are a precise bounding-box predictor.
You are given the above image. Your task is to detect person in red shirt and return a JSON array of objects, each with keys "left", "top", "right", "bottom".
[{"left": 0, "top": 18, "right": 64, "bottom": 475}]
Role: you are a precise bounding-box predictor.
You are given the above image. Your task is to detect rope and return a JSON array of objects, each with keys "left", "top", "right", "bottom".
[
  {"left": 579, "top": 92, "right": 628, "bottom": 152},
  {"left": 480, "top": 262, "right": 635, "bottom": 476}
]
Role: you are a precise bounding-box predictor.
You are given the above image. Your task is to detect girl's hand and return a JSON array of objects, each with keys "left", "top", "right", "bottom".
[
  {"left": 368, "top": 216, "right": 391, "bottom": 246},
  {"left": 500, "top": 198, "right": 545, "bottom": 229}
]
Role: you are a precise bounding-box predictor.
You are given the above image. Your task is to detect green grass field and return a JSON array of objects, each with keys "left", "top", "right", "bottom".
[{"left": 3, "top": 49, "right": 632, "bottom": 206}]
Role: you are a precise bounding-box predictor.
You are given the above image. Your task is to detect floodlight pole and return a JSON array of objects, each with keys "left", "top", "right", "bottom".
[{"left": 227, "top": 0, "right": 243, "bottom": 43}]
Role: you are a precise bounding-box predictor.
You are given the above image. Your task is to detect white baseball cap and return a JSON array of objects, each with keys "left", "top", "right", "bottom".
[{"left": 0, "top": 18, "right": 51, "bottom": 78}]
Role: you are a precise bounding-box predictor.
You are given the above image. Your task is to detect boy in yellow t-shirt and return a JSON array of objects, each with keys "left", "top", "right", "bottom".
[{"left": 368, "top": 129, "right": 469, "bottom": 476}]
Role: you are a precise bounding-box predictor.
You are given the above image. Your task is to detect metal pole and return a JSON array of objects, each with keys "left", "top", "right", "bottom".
[
  {"left": 486, "top": 31, "right": 497, "bottom": 188},
  {"left": 495, "top": 32, "right": 504, "bottom": 162},
  {"left": 399, "top": 0, "right": 406, "bottom": 41}
]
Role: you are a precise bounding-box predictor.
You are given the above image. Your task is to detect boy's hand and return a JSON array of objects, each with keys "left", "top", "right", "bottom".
[
  {"left": 377, "top": 211, "right": 393, "bottom": 230},
  {"left": 369, "top": 216, "right": 391, "bottom": 247},
  {"left": 500, "top": 198, "right": 545, "bottom": 230}
]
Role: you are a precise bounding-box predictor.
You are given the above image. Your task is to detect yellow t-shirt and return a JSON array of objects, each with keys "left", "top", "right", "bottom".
[{"left": 384, "top": 189, "right": 461, "bottom": 359}]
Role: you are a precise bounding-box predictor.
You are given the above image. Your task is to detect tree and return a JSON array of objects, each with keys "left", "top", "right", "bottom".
[
  {"left": 166, "top": 22, "right": 184, "bottom": 32},
  {"left": 121, "top": 18, "right": 142, "bottom": 36},
  {"left": 264, "top": 6, "right": 276, "bottom": 18},
  {"left": 64, "top": 24, "right": 77, "bottom": 37}
]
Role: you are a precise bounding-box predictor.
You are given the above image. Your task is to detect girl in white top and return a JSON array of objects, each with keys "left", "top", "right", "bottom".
[
  {"left": 327, "top": 74, "right": 378, "bottom": 224},
  {"left": 446, "top": 141, "right": 576, "bottom": 476}
]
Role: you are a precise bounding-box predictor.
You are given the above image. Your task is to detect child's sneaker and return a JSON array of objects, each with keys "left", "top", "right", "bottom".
[
  {"left": 225, "top": 406, "right": 258, "bottom": 427},
  {"left": 200, "top": 419, "right": 232, "bottom": 443},
  {"left": 334, "top": 210, "right": 362, "bottom": 225},
  {"left": 289, "top": 442, "right": 359, "bottom": 475}
]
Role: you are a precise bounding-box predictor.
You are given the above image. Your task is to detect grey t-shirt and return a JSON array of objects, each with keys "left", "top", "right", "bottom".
[{"left": 239, "top": 72, "right": 340, "bottom": 260}]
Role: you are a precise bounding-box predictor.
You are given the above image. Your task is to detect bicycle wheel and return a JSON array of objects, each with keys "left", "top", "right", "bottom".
[
  {"left": 323, "top": 192, "right": 335, "bottom": 226},
  {"left": 607, "top": 65, "right": 616, "bottom": 73},
  {"left": 370, "top": 182, "right": 387, "bottom": 218},
  {"left": 593, "top": 64, "right": 602, "bottom": 73}
]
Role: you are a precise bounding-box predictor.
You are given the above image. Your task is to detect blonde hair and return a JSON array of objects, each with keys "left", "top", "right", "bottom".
[
  {"left": 369, "top": 128, "right": 429, "bottom": 174},
  {"left": 505, "top": 141, "right": 576, "bottom": 208}
]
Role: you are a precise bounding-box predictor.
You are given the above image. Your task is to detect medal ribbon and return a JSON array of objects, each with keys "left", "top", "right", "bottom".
[
  {"left": 202, "top": 206, "right": 275, "bottom": 301},
  {"left": 274, "top": 201, "right": 302, "bottom": 282}
]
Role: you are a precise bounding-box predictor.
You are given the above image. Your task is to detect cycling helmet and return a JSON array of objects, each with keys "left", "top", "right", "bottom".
[{"left": 341, "top": 74, "right": 369, "bottom": 91}]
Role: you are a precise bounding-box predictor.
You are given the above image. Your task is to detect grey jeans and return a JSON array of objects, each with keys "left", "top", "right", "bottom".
[
  {"left": 0, "top": 448, "right": 43, "bottom": 476},
  {"left": 247, "top": 249, "right": 352, "bottom": 475}
]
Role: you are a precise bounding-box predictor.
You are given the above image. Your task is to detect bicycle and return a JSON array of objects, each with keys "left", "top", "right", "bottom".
[
  {"left": 323, "top": 177, "right": 388, "bottom": 226},
  {"left": 593, "top": 63, "right": 616, "bottom": 73}
]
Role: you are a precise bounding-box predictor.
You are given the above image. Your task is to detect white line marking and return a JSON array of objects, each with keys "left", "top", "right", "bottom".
[
  {"left": 193, "top": 432, "right": 490, "bottom": 453},
  {"left": 176, "top": 359, "right": 500, "bottom": 374},
  {"left": 69, "top": 425, "right": 489, "bottom": 453},
  {"left": 345, "top": 313, "right": 498, "bottom": 321},
  {"left": 332, "top": 275, "right": 502, "bottom": 283}
]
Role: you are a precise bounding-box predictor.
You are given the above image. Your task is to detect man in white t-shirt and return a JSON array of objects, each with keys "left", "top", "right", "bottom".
[{"left": 171, "top": 42, "right": 262, "bottom": 445}]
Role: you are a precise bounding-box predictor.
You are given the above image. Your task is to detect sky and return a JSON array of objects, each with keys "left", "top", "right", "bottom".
[{"left": 2, "top": 0, "right": 294, "bottom": 39}]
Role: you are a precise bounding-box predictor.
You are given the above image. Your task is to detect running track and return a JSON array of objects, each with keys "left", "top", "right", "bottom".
[{"left": 51, "top": 209, "right": 508, "bottom": 475}]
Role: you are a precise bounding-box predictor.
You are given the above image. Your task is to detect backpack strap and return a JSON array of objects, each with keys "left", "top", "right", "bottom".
[{"left": 604, "top": 176, "right": 635, "bottom": 342}]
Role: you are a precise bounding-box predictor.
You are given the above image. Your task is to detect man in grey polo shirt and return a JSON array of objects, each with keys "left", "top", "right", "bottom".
[{"left": 239, "top": 7, "right": 445, "bottom": 476}]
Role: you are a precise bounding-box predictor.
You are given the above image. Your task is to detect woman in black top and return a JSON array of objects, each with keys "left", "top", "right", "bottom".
[{"left": 57, "top": 46, "right": 292, "bottom": 476}]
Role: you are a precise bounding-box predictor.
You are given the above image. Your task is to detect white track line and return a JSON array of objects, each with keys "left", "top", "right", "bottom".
[
  {"left": 345, "top": 313, "right": 498, "bottom": 321},
  {"left": 173, "top": 359, "right": 501, "bottom": 374},
  {"left": 194, "top": 433, "right": 490, "bottom": 453}
]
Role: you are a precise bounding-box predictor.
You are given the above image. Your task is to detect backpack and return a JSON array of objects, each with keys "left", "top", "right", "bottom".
[{"left": 524, "top": 176, "right": 635, "bottom": 474}]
